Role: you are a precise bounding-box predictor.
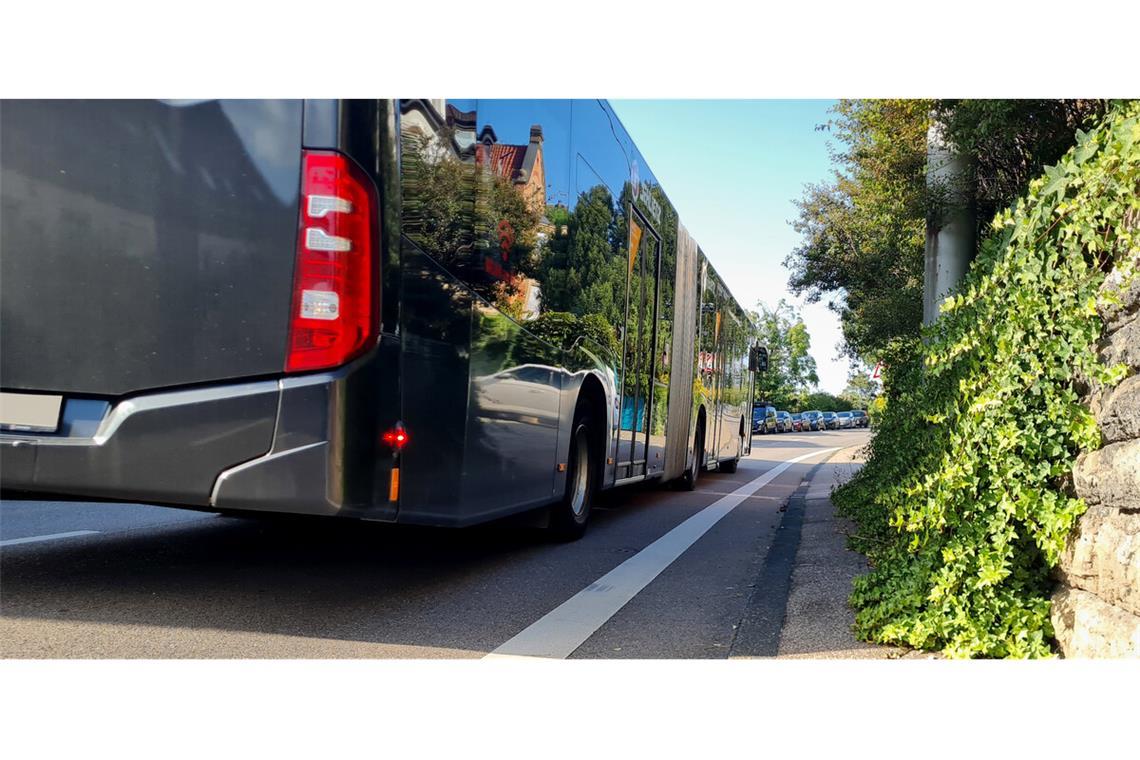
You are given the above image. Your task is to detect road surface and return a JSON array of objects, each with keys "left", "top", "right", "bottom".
[{"left": 0, "top": 428, "right": 870, "bottom": 658}]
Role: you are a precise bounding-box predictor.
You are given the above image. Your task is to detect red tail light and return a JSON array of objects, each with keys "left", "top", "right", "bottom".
[
  {"left": 382, "top": 424, "right": 409, "bottom": 449},
  {"left": 285, "top": 150, "right": 377, "bottom": 372}
]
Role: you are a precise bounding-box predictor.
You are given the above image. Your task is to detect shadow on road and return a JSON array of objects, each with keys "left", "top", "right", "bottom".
[{"left": 0, "top": 460, "right": 786, "bottom": 657}]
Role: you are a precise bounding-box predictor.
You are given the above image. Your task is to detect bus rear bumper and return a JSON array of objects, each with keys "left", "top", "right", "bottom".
[
  {"left": 1, "top": 380, "right": 280, "bottom": 506},
  {"left": 0, "top": 374, "right": 357, "bottom": 517},
  {"left": 210, "top": 375, "right": 353, "bottom": 517}
]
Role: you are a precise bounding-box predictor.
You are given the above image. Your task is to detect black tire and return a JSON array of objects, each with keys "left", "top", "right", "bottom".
[
  {"left": 680, "top": 423, "right": 705, "bottom": 491},
  {"left": 549, "top": 407, "right": 596, "bottom": 541}
]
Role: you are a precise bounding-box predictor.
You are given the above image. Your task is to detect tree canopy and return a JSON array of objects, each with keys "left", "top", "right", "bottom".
[
  {"left": 841, "top": 364, "right": 880, "bottom": 408},
  {"left": 786, "top": 99, "right": 1113, "bottom": 364},
  {"left": 785, "top": 99, "right": 931, "bottom": 362},
  {"left": 750, "top": 299, "right": 818, "bottom": 410}
]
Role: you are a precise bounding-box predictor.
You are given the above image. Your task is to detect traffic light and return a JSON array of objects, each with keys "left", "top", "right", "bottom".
[{"left": 749, "top": 345, "right": 769, "bottom": 372}]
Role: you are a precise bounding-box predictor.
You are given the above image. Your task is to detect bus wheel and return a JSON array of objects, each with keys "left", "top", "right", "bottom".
[
  {"left": 719, "top": 430, "right": 744, "bottom": 473},
  {"left": 680, "top": 425, "right": 704, "bottom": 491},
  {"left": 550, "top": 408, "right": 595, "bottom": 541}
]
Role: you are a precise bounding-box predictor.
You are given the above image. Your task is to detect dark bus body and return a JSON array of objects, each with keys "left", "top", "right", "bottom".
[{"left": 0, "top": 99, "right": 754, "bottom": 537}]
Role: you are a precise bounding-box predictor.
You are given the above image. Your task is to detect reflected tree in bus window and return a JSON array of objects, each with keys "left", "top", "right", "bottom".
[
  {"left": 645, "top": 183, "right": 676, "bottom": 440},
  {"left": 620, "top": 204, "right": 660, "bottom": 436},
  {"left": 533, "top": 182, "right": 627, "bottom": 367},
  {"left": 698, "top": 266, "right": 721, "bottom": 406},
  {"left": 398, "top": 100, "right": 541, "bottom": 318},
  {"left": 536, "top": 184, "right": 623, "bottom": 327}
]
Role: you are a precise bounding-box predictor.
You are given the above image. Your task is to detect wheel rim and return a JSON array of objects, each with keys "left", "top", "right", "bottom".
[
  {"left": 570, "top": 427, "right": 590, "bottom": 517},
  {"left": 693, "top": 431, "right": 703, "bottom": 481}
]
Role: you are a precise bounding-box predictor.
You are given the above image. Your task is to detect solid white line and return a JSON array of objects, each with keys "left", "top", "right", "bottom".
[
  {"left": 485, "top": 447, "right": 840, "bottom": 659},
  {"left": 0, "top": 530, "right": 101, "bottom": 547}
]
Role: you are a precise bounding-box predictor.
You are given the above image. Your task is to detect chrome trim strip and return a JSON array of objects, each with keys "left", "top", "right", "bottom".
[{"left": 0, "top": 380, "right": 280, "bottom": 448}]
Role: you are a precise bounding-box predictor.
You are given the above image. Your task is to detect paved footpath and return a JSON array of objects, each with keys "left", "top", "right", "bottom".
[
  {"left": 732, "top": 442, "right": 907, "bottom": 659},
  {"left": 778, "top": 445, "right": 907, "bottom": 658}
]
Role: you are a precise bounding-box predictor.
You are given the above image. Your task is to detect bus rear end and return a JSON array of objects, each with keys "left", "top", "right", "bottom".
[{"left": 0, "top": 99, "right": 400, "bottom": 521}]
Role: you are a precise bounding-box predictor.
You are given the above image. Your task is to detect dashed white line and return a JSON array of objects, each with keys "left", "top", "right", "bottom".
[
  {"left": 0, "top": 530, "right": 101, "bottom": 547},
  {"left": 485, "top": 447, "right": 840, "bottom": 660}
]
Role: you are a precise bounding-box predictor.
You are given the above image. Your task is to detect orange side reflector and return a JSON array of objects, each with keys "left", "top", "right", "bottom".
[
  {"left": 629, "top": 218, "right": 643, "bottom": 276},
  {"left": 388, "top": 468, "right": 400, "bottom": 502}
]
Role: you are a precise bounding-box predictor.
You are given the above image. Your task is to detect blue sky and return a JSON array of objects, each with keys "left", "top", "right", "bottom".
[{"left": 611, "top": 100, "right": 851, "bottom": 394}]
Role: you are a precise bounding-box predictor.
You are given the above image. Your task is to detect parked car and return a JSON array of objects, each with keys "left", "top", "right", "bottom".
[
  {"left": 790, "top": 412, "right": 804, "bottom": 432},
  {"left": 851, "top": 409, "right": 869, "bottom": 428},
  {"left": 802, "top": 410, "right": 823, "bottom": 431},
  {"left": 821, "top": 411, "right": 839, "bottom": 429},
  {"left": 774, "top": 410, "right": 792, "bottom": 432},
  {"left": 752, "top": 404, "right": 777, "bottom": 434},
  {"left": 836, "top": 411, "right": 854, "bottom": 429},
  {"left": 762, "top": 406, "right": 778, "bottom": 434}
]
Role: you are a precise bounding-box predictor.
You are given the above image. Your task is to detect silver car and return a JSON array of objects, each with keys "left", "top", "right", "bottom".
[{"left": 836, "top": 411, "right": 854, "bottom": 429}]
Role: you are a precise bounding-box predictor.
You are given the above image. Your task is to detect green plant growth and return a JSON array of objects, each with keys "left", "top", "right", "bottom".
[
  {"left": 833, "top": 103, "right": 1140, "bottom": 658},
  {"left": 526, "top": 310, "right": 621, "bottom": 361},
  {"left": 750, "top": 299, "right": 819, "bottom": 409},
  {"left": 786, "top": 100, "right": 932, "bottom": 361},
  {"left": 841, "top": 364, "right": 880, "bottom": 408},
  {"left": 787, "top": 99, "right": 1113, "bottom": 367},
  {"left": 799, "top": 391, "right": 852, "bottom": 413}
]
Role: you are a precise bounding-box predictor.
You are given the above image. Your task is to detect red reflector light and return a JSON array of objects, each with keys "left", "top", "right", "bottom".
[
  {"left": 382, "top": 426, "right": 409, "bottom": 449},
  {"left": 285, "top": 150, "right": 377, "bottom": 373}
]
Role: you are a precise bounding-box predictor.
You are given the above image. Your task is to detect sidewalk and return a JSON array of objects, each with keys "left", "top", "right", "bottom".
[
  {"left": 731, "top": 444, "right": 907, "bottom": 659},
  {"left": 778, "top": 445, "right": 908, "bottom": 658}
]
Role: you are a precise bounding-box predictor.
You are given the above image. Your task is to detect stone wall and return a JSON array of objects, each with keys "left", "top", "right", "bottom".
[{"left": 1052, "top": 264, "right": 1140, "bottom": 657}]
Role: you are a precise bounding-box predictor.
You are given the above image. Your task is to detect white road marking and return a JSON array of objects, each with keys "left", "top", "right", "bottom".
[
  {"left": 0, "top": 530, "right": 101, "bottom": 547},
  {"left": 485, "top": 447, "right": 840, "bottom": 659}
]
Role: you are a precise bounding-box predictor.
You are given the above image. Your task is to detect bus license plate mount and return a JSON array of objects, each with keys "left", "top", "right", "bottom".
[{"left": 0, "top": 392, "right": 63, "bottom": 433}]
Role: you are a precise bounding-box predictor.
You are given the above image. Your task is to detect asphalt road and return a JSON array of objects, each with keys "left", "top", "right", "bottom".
[{"left": 0, "top": 428, "right": 870, "bottom": 658}]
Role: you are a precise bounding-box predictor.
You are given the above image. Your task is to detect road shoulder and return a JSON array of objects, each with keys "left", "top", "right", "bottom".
[{"left": 731, "top": 443, "right": 906, "bottom": 659}]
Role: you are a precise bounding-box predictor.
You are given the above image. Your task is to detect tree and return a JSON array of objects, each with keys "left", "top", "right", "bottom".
[
  {"left": 802, "top": 391, "right": 852, "bottom": 412},
  {"left": 841, "top": 364, "right": 879, "bottom": 408},
  {"left": 932, "top": 99, "right": 1110, "bottom": 236},
  {"left": 785, "top": 99, "right": 1113, "bottom": 365},
  {"left": 750, "top": 299, "right": 818, "bottom": 409},
  {"left": 785, "top": 99, "right": 932, "bottom": 362}
]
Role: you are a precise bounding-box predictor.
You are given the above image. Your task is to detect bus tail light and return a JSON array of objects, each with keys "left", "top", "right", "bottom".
[
  {"left": 285, "top": 150, "right": 377, "bottom": 373},
  {"left": 382, "top": 424, "right": 409, "bottom": 449}
]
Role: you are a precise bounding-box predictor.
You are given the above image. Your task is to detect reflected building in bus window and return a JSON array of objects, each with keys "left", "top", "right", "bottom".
[
  {"left": 399, "top": 99, "right": 546, "bottom": 320},
  {"left": 475, "top": 123, "right": 547, "bottom": 320}
]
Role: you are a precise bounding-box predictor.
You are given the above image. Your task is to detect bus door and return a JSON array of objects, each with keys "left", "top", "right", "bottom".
[
  {"left": 618, "top": 208, "right": 662, "bottom": 480},
  {"left": 697, "top": 271, "right": 723, "bottom": 470}
]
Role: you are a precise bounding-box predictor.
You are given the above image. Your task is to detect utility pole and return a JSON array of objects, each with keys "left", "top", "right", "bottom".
[{"left": 923, "top": 120, "right": 976, "bottom": 325}]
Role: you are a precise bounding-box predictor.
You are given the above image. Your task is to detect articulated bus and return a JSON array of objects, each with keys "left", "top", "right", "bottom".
[{"left": 0, "top": 99, "right": 756, "bottom": 539}]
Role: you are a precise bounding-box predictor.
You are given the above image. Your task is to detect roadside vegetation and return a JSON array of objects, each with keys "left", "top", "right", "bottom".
[
  {"left": 749, "top": 301, "right": 876, "bottom": 414},
  {"left": 786, "top": 99, "right": 1111, "bottom": 361},
  {"left": 793, "top": 100, "right": 1138, "bottom": 656},
  {"left": 750, "top": 300, "right": 820, "bottom": 410}
]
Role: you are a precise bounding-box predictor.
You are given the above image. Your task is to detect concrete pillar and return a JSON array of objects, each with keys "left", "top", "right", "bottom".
[{"left": 923, "top": 121, "right": 976, "bottom": 325}]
